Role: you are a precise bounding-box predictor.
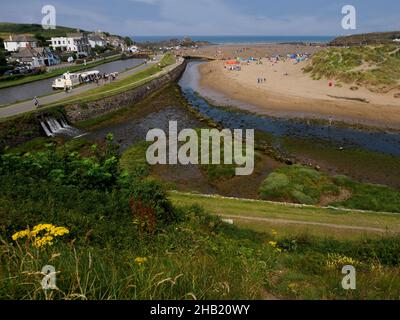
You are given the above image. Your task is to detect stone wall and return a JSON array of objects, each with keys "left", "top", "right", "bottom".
[{"left": 65, "top": 61, "right": 187, "bottom": 123}]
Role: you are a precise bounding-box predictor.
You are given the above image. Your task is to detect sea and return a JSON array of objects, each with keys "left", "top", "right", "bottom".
[{"left": 133, "top": 35, "right": 335, "bottom": 45}]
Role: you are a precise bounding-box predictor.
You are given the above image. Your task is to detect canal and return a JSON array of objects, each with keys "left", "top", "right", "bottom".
[{"left": 0, "top": 58, "right": 145, "bottom": 106}]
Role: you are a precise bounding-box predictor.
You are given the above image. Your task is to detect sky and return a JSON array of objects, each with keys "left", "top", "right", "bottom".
[{"left": 1, "top": 0, "right": 400, "bottom": 36}]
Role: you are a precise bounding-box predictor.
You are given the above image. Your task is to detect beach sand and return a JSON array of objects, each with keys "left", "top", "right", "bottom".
[{"left": 193, "top": 45, "right": 400, "bottom": 129}]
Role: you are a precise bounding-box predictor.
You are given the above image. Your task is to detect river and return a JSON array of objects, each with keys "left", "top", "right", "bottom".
[{"left": 178, "top": 61, "right": 400, "bottom": 157}]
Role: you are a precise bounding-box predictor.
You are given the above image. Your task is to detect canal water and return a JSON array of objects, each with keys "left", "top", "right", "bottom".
[{"left": 0, "top": 58, "right": 145, "bottom": 106}]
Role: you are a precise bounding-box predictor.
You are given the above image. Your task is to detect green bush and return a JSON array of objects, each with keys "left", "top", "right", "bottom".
[{"left": 259, "top": 165, "right": 339, "bottom": 204}]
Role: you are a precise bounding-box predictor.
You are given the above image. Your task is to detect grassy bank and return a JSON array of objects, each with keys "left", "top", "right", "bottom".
[
  {"left": 1, "top": 137, "right": 400, "bottom": 300},
  {"left": 170, "top": 192, "right": 400, "bottom": 239}
]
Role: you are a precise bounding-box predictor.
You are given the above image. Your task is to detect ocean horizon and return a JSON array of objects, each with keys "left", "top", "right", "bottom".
[{"left": 133, "top": 35, "right": 336, "bottom": 44}]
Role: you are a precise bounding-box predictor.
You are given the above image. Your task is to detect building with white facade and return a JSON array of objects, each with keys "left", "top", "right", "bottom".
[
  {"left": 88, "top": 34, "right": 106, "bottom": 48},
  {"left": 3, "top": 35, "right": 37, "bottom": 52},
  {"left": 50, "top": 32, "right": 91, "bottom": 55}
]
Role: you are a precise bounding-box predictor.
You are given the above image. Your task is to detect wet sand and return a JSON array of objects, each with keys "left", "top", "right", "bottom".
[{"left": 193, "top": 45, "right": 400, "bottom": 130}]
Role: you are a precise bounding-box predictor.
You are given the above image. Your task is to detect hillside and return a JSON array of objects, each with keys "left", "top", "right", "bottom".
[
  {"left": 0, "top": 22, "right": 85, "bottom": 40},
  {"left": 330, "top": 31, "right": 400, "bottom": 46}
]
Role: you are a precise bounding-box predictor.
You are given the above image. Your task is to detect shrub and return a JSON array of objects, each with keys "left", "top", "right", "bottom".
[{"left": 259, "top": 165, "right": 339, "bottom": 204}]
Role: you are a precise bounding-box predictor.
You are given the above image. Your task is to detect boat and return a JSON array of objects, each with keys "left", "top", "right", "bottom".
[
  {"left": 52, "top": 70, "right": 101, "bottom": 89},
  {"left": 79, "top": 70, "right": 100, "bottom": 83},
  {"left": 52, "top": 72, "right": 81, "bottom": 89}
]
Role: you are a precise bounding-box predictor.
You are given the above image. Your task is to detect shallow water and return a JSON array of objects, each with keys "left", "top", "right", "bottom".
[
  {"left": 178, "top": 61, "right": 400, "bottom": 156},
  {"left": 0, "top": 58, "right": 145, "bottom": 105},
  {"left": 87, "top": 105, "right": 203, "bottom": 152}
]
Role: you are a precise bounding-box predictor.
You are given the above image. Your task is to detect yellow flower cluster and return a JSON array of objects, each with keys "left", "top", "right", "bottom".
[
  {"left": 134, "top": 257, "right": 148, "bottom": 266},
  {"left": 268, "top": 241, "right": 282, "bottom": 253},
  {"left": 12, "top": 224, "right": 69, "bottom": 248},
  {"left": 325, "top": 253, "right": 359, "bottom": 269}
]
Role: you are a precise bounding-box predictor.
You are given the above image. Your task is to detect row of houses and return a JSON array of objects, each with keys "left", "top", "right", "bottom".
[
  {"left": 3, "top": 35, "right": 61, "bottom": 68},
  {"left": 3, "top": 30, "right": 137, "bottom": 70}
]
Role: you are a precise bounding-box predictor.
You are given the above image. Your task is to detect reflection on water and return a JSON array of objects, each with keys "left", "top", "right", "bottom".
[
  {"left": 0, "top": 59, "right": 145, "bottom": 105},
  {"left": 178, "top": 61, "right": 400, "bottom": 156}
]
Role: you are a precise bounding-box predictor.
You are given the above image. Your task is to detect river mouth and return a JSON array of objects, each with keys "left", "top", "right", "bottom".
[
  {"left": 81, "top": 62, "right": 400, "bottom": 192},
  {"left": 179, "top": 61, "right": 400, "bottom": 157}
]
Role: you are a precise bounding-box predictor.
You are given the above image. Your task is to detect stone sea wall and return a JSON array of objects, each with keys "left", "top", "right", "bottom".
[{"left": 65, "top": 61, "right": 187, "bottom": 123}]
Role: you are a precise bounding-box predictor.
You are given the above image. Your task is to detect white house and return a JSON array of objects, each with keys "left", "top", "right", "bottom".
[
  {"left": 3, "top": 35, "right": 37, "bottom": 52},
  {"left": 88, "top": 34, "right": 106, "bottom": 48},
  {"left": 50, "top": 32, "right": 91, "bottom": 55},
  {"left": 127, "top": 45, "right": 139, "bottom": 53}
]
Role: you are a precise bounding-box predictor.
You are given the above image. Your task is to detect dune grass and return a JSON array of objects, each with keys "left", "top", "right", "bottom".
[{"left": 304, "top": 45, "right": 400, "bottom": 92}]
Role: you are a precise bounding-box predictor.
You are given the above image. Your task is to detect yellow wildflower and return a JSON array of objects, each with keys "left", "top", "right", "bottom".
[
  {"left": 134, "top": 257, "right": 148, "bottom": 266},
  {"left": 11, "top": 230, "right": 30, "bottom": 241},
  {"left": 325, "top": 253, "right": 359, "bottom": 270},
  {"left": 268, "top": 241, "right": 277, "bottom": 247},
  {"left": 11, "top": 224, "right": 69, "bottom": 248}
]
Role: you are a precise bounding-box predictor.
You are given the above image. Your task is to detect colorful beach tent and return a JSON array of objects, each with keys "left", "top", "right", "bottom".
[{"left": 225, "top": 60, "right": 239, "bottom": 65}]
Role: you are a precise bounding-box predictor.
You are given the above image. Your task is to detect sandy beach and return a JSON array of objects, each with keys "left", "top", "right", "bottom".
[{"left": 192, "top": 45, "right": 400, "bottom": 129}]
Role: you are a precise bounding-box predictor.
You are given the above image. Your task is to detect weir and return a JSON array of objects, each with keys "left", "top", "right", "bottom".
[{"left": 39, "top": 116, "right": 84, "bottom": 138}]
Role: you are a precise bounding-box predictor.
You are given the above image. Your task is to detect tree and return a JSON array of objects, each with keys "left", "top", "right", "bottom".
[
  {"left": 0, "top": 50, "right": 7, "bottom": 67},
  {"left": 124, "top": 36, "right": 134, "bottom": 46},
  {"left": 34, "top": 33, "right": 48, "bottom": 47}
]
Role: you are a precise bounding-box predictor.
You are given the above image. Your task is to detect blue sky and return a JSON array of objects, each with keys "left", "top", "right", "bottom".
[{"left": 1, "top": 0, "right": 400, "bottom": 36}]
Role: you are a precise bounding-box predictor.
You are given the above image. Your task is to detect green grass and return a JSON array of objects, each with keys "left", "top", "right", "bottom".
[
  {"left": 120, "top": 141, "right": 152, "bottom": 178},
  {"left": 0, "top": 22, "right": 81, "bottom": 38},
  {"left": 259, "top": 165, "right": 339, "bottom": 205},
  {"left": 304, "top": 45, "right": 400, "bottom": 92},
  {"left": 258, "top": 165, "right": 400, "bottom": 213},
  {"left": 170, "top": 192, "right": 400, "bottom": 239},
  {"left": 2, "top": 139, "right": 400, "bottom": 299}
]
